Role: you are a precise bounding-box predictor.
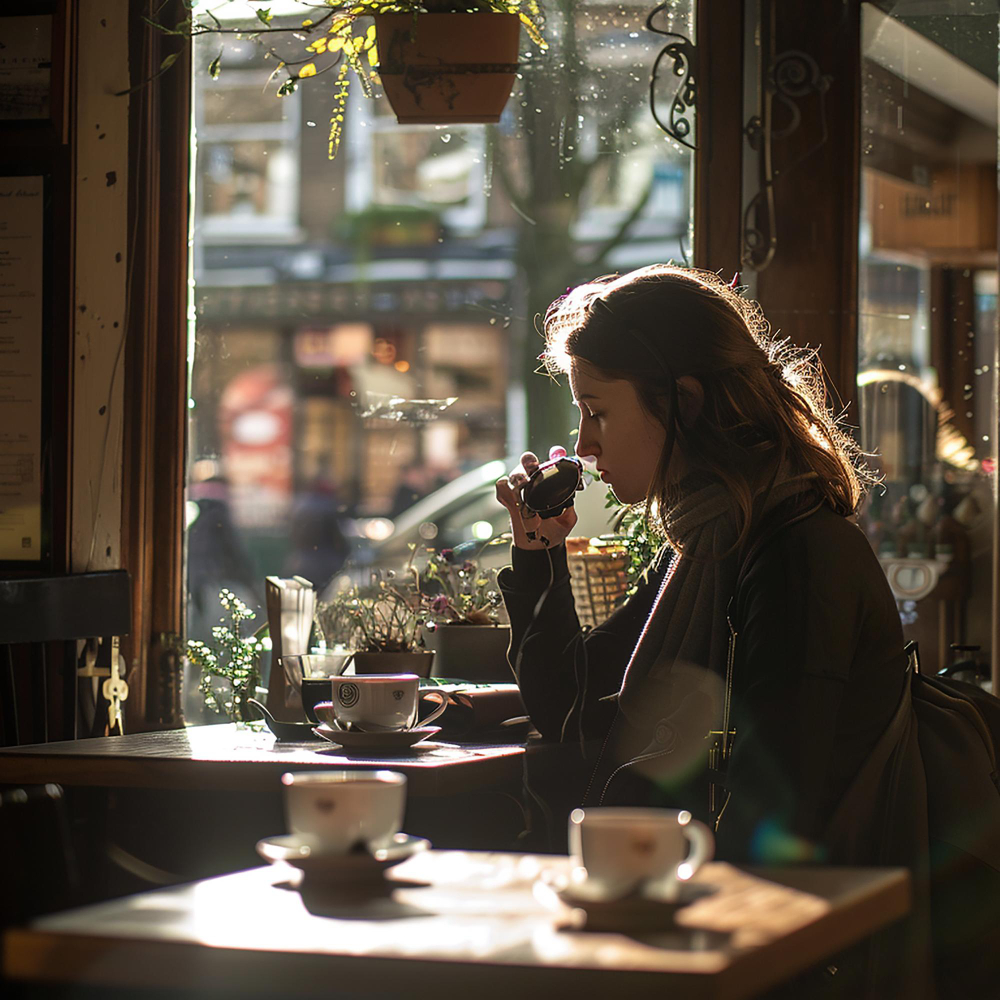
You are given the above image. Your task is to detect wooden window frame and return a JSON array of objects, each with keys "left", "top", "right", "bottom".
[{"left": 121, "top": 0, "right": 190, "bottom": 730}]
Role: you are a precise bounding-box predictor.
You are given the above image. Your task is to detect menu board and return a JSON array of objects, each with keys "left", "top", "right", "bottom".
[
  {"left": 0, "top": 16, "right": 53, "bottom": 121},
  {"left": 0, "top": 176, "right": 43, "bottom": 561}
]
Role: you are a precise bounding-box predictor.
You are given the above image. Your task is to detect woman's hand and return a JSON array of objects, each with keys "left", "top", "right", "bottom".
[{"left": 495, "top": 450, "right": 578, "bottom": 550}]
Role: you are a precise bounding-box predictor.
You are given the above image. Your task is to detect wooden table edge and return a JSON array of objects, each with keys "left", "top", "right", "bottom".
[
  {"left": 0, "top": 746, "right": 524, "bottom": 797},
  {"left": 717, "top": 867, "right": 912, "bottom": 1000},
  {"left": 3, "top": 929, "right": 708, "bottom": 999}
]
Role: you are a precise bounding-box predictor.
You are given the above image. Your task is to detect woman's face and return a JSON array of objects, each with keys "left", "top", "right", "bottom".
[{"left": 569, "top": 359, "right": 668, "bottom": 504}]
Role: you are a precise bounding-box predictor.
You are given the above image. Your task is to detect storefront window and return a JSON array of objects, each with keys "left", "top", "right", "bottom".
[
  {"left": 858, "top": 1, "right": 998, "bottom": 679},
  {"left": 183, "top": 1, "right": 696, "bottom": 713}
]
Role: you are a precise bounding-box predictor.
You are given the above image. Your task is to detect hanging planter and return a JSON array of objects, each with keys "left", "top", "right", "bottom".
[
  {"left": 374, "top": 13, "right": 521, "bottom": 125},
  {"left": 157, "top": 2, "right": 547, "bottom": 159}
]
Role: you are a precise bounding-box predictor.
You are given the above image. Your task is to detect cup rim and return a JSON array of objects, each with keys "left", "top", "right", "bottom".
[
  {"left": 281, "top": 769, "right": 406, "bottom": 787},
  {"left": 571, "top": 807, "right": 692, "bottom": 827},
  {"left": 332, "top": 673, "right": 420, "bottom": 682}
]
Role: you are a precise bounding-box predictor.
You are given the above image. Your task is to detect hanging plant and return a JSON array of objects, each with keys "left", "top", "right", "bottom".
[{"left": 150, "top": 1, "right": 547, "bottom": 159}]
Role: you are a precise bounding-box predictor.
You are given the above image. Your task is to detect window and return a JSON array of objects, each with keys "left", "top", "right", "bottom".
[
  {"left": 858, "top": 2, "right": 998, "bottom": 677},
  {"left": 195, "top": 38, "right": 303, "bottom": 243},
  {"left": 184, "top": 1, "right": 696, "bottom": 717}
]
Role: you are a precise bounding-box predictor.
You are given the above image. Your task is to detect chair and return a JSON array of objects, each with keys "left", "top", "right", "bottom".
[
  {"left": 0, "top": 784, "right": 80, "bottom": 929},
  {"left": 0, "top": 571, "right": 131, "bottom": 746}
]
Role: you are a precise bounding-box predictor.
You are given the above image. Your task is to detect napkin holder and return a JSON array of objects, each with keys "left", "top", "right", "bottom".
[{"left": 264, "top": 576, "right": 315, "bottom": 722}]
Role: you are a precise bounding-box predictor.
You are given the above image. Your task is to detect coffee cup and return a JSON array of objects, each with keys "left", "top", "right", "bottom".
[
  {"left": 282, "top": 769, "right": 406, "bottom": 853},
  {"left": 568, "top": 807, "right": 714, "bottom": 898},
  {"left": 316, "top": 674, "right": 448, "bottom": 733}
]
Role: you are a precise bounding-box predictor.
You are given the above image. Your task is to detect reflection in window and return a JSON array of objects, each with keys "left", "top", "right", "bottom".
[
  {"left": 184, "top": 2, "right": 695, "bottom": 718},
  {"left": 859, "top": 3, "right": 997, "bottom": 679}
]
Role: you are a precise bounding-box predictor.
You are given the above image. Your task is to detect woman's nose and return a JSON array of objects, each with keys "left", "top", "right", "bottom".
[{"left": 575, "top": 425, "right": 599, "bottom": 462}]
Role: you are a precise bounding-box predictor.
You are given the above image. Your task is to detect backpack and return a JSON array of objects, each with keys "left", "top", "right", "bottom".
[{"left": 826, "top": 640, "right": 1000, "bottom": 995}]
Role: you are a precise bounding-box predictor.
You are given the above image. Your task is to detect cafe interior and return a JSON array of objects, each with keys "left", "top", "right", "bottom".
[{"left": 1, "top": 0, "right": 999, "bottom": 997}]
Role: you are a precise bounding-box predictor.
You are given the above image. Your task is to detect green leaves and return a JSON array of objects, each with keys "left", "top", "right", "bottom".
[
  {"left": 256, "top": 8, "right": 273, "bottom": 25},
  {"left": 186, "top": 589, "right": 262, "bottom": 723},
  {"left": 604, "top": 489, "right": 665, "bottom": 598},
  {"left": 160, "top": 51, "right": 180, "bottom": 71},
  {"left": 208, "top": 50, "right": 222, "bottom": 80}
]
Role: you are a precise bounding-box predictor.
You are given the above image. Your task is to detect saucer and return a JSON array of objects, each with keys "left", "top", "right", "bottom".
[
  {"left": 537, "top": 871, "right": 717, "bottom": 933},
  {"left": 256, "top": 832, "right": 429, "bottom": 883},
  {"left": 312, "top": 724, "right": 441, "bottom": 751}
]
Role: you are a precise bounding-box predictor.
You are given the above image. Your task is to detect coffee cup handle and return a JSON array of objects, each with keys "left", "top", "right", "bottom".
[
  {"left": 679, "top": 817, "right": 714, "bottom": 879},
  {"left": 415, "top": 690, "right": 448, "bottom": 729}
]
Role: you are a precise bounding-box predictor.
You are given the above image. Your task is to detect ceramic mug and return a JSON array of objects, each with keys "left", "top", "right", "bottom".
[
  {"left": 568, "top": 806, "right": 714, "bottom": 898},
  {"left": 282, "top": 769, "right": 406, "bottom": 853},
  {"left": 316, "top": 674, "right": 448, "bottom": 733}
]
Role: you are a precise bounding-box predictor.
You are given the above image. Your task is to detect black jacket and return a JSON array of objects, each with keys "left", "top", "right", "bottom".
[{"left": 498, "top": 502, "right": 907, "bottom": 863}]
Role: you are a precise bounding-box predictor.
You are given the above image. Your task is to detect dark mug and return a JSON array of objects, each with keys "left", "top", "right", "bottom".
[{"left": 300, "top": 677, "right": 334, "bottom": 724}]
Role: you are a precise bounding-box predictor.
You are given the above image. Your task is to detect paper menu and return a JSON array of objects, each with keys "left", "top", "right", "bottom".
[
  {"left": 0, "top": 17, "right": 52, "bottom": 121},
  {"left": 0, "top": 176, "right": 43, "bottom": 561}
]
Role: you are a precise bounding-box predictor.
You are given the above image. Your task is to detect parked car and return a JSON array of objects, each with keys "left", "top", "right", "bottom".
[{"left": 335, "top": 457, "right": 618, "bottom": 590}]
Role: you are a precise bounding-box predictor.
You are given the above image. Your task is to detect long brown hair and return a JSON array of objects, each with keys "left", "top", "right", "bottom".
[{"left": 542, "top": 264, "right": 875, "bottom": 553}]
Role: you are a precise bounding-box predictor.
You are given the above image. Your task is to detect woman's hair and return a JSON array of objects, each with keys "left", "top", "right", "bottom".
[{"left": 542, "top": 264, "right": 875, "bottom": 552}]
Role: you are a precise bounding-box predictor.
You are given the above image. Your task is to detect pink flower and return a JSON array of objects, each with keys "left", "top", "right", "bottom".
[{"left": 430, "top": 595, "right": 450, "bottom": 614}]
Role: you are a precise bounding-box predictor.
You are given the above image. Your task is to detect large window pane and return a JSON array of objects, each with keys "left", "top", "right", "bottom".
[
  {"left": 858, "top": 2, "right": 998, "bottom": 681},
  {"left": 184, "top": 2, "right": 696, "bottom": 717}
]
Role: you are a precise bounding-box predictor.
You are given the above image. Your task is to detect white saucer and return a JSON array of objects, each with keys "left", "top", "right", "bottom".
[
  {"left": 535, "top": 870, "right": 717, "bottom": 932},
  {"left": 256, "top": 832, "right": 429, "bottom": 883},
  {"left": 312, "top": 724, "right": 441, "bottom": 751}
]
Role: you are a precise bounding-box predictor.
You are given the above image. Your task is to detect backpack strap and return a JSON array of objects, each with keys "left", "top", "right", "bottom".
[{"left": 825, "top": 657, "right": 916, "bottom": 862}]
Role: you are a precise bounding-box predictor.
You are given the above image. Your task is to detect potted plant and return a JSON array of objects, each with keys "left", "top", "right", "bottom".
[
  {"left": 153, "top": 2, "right": 547, "bottom": 158},
  {"left": 315, "top": 569, "right": 435, "bottom": 677},
  {"left": 419, "top": 545, "right": 512, "bottom": 682}
]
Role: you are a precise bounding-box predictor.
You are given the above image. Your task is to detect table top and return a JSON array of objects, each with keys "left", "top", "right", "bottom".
[
  {"left": 3, "top": 851, "right": 910, "bottom": 1000},
  {"left": 0, "top": 725, "right": 524, "bottom": 797}
]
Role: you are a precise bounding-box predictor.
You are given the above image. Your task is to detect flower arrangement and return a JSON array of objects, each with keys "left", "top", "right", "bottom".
[
  {"left": 315, "top": 542, "right": 505, "bottom": 652},
  {"left": 420, "top": 546, "right": 504, "bottom": 625},
  {"left": 185, "top": 589, "right": 266, "bottom": 723},
  {"left": 149, "top": 1, "right": 547, "bottom": 159}
]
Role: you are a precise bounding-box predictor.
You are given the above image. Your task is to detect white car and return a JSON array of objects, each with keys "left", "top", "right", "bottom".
[{"left": 350, "top": 457, "right": 619, "bottom": 580}]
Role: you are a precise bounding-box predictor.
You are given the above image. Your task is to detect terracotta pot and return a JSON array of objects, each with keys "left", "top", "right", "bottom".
[
  {"left": 351, "top": 650, "right": 436, "bottom": 679},
  {"left": 373, "top": 13, "right": 521, "bottom": 124}
]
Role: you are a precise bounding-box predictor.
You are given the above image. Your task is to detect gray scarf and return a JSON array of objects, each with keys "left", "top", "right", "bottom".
[{"left": 615, "top": 472, "right": 819, "bottom": 734}]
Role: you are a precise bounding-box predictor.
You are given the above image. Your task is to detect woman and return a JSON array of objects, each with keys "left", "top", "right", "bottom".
[{"left": 495, "top": 265, "right": 908, "bottom": 867}]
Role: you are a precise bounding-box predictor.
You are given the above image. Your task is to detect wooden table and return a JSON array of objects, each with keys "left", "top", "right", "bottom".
[
  {"left": 3, "top": 851, "right": 910, "bottom": 1000},
  {"left": 0, "top": 724, "right": 524, "bottom": 797}
]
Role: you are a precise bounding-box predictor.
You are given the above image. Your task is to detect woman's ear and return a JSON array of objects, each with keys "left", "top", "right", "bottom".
[{"left": 676, "top": 376, "right": 704, "bottom": 428}]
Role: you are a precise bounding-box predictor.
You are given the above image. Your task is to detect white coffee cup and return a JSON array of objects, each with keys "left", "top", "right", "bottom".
[
  {"left": 568, "top": 806, "right": 714, "bottom": 898},
  {"left": 319, "top": 674, "right": 447, "bottom": 733},
  {"left": 282, "top": 769, "right": 406, "bottom": 853}
]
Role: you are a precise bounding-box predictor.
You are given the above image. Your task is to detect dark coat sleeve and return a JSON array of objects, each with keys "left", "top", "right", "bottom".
[
  {"left": 498, "top": 544, "right": 667, "bottom": 741},
  {"left": 718, "top": 512, "right": 906, "bottom": 864}
]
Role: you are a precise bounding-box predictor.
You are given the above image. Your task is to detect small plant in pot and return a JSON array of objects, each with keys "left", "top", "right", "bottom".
[
  {"left": 154, "top": 1, "right": 547, "bottom": 158},
  {"left": 315, "top": 569, "right": 435, "bottom": 677},
  {"left": 420, "top": 545, "right": 512, "bottom": 683}
]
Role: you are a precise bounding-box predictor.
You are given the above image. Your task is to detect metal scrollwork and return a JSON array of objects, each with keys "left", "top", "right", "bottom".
[
  {"left": 647, "top": 4, "right": 697, "bottom": 151},
  {"left": 742, "top": 47, "right": 832, "bottom": 271}
]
